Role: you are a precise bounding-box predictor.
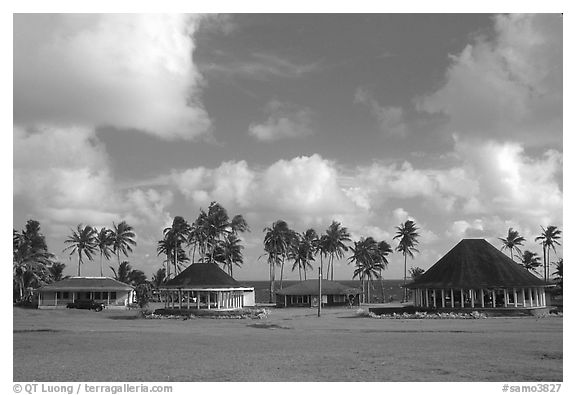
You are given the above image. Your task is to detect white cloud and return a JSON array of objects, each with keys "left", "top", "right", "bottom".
[
  {"left": 415, "top": 14, "right": 562, "bottom": 145},
  {"left": 14, "top": 14, "right": 210, "bottom": 140},
  {"left": 249, "top": 100, "right": 314, "bottom": 141},
  {"left": 354, "top": 87, "right": 407, "bottom": 137}
]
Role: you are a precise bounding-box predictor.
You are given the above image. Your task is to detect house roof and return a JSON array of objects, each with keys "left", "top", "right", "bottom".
[
  {"left": 406, "top": 239, "right": 548, "bottom": 289},
  {"left": 276, "top": 280, "right": 361, "bottom": 296},
  {"left": 161, "top": 263, "right": 244, "bottom": 289},
  {"left": 38, "top": 277, "right": 133, "bottom": 291}
]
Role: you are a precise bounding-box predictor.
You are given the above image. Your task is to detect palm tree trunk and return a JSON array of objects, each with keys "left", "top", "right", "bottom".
[
  {"left": 298, "top": 264, "right": 302, "bottom": 281},
  {"left": 331, "top": 254, "right": 334, "bottom": 281},
  {"left": 280, "top": 257, "right": 284, "bottom": 290},
  {"left": 100, "top": 251, "right": 104, "bottom": 277},
  {"left": 403, "top": 253, "right": 407, "bottom": 302},
  {"left": 542, "top": 245, "right": 547, "bottom": 281},
  {"left": 77, "top": 253, "right": 82, "bottom": 276}
]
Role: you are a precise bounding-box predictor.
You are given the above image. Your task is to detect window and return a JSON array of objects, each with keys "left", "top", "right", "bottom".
[
  {"left": 110, "top": 292, "right": 117, "bottom": 300},
  {"left": 94, "top": 292, "right": 101, "bottom": 300},
  {"left": 62, "top": 292, "right": 69, "bottom": 299}
]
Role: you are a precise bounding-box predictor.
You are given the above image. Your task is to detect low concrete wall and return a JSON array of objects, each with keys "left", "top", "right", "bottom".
[{"left": 369, "top": 306, "right": 551, "bottom": 317}]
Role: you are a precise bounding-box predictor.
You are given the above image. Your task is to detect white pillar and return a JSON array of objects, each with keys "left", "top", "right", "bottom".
[
  {"left": 432, "top": 290, "right": 437, "bottom": 308},
  {"left": 540, "top": 289, "right": 546, "bottom": 307},
  {"left": 480, "top": 289, "right": 485, "bottom": 308},
  {"left": 492, "top": 290, "right": 496, "bottom": 308},
  {"left": 460, "top": 289, "right": 464, "bottom": 308},
  {"left": 522, "top": 289, "right": 526, "bottom": 307},
  {"left": 504, "top": 289, "right": 509, "bottom": 307},
  {"left": 207, "top": 292, "right": 211, "bottom": 310},
  {"left": 55, "top": 292, "right": 58, "bottom": 307},
  {"left": 513, "top": 288, "right": 518, "bottom": 307},
  {"left": 441, "top": 289, "right": 445, "bottom": 308},
  {"left": 529, "top": 288, "right": 533, "bottom": 307},
  {"left": 470, "top": 289, "right": 475, "bottom": 308},
  {"left": 450, "top": 289, "right": 454, "bottom": 308},
  {"left": 425, "top": 289, "right": 429, "bottom": 308}
]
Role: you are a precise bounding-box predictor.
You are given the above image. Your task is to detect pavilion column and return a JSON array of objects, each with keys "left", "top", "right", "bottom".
[
  {"left": 207, "top": 292, "right": 211, "bottom": 310},
  {"left": 450, "top": 289, "right": 454, "bottom": 308},
  {"left": 425, "top": 289, "right": 429, "bottom": 308},
  {"left": 55, "top": 291, "right": 58, "bottom": 307},
  {"left": 187, "top": 291, "right": 190, "bottom": 309},
  {"left": 504, "top": 289, "right": 509, "bottom": 307},
  {"left": 480, "top": 289, "right": 485, "bottom": 308},
  {"left": 513, "top": 288, "right": 518, "bottom": 307},
  {"left": 492, "top": 290, "right": 496, "bottom": 307},
  {"left": 540, "top": 288, "right": 546, "bottom": 307},
  {"left": 460, "top": 289, "right": 464, "bottom": 308},
  {"left": 441, "top": 289, "right": 445, "bottom": 308},
  {"left": 217, "top": 292, "right": 221, "bottom": 309},
  {"left": 529, "top": 288, "right": 533, "bottom": 307},
  {"left": 178, "top": 289, "right": 182, "bottom": 309},
  {"left": 432, "top": 290, "right": 437, "bottom": 308},
  {"left": 470, "top": 289, "right": 475, "bottom": 308},
  {"left": 522, "top": 289, "right": 526, "bottom": 307}
]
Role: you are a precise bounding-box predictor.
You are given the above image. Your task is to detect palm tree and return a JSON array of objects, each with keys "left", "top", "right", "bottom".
[
  {"left": 110, "top": 261, "right": 147, "bottom": 286},
  {"left": 535, "top": 226, "right": 562, "bottom": 282},
  {"left": 291, "top": 229, "right": 317, "bottom": 280},
  {"left": 409, "top": 267, "right": 425, "bottom": 280},
  {"left": 552, "top": 258, "right": 563, "bottom": 289},
  {"left": 213, "top": 234, "right": 244, "bottom": 277},
  {"left": 517, "top": 250, "right": 542, "bottom": 274},
  {"left": 48, "top": 262, "right": 66, "bottom": 282},
  {"left": 110, "top": 221, "right": 137, "bottom": 270},
  {"left": 95, "top": 227, "right": 114, "bottom": 277},
  {"left": 498, "top": 227, "right": 526, "bottom": 261},
  {"left": 348, "top": 237, "right": 385, "bottom": 303},
  {"left": 323, "top": 221, "right": 351, "bottom": 281},
  {"left": 151, "top": 267, "right": 166, "bottom": 288},
  {"left": 13, "top": 228, "right": 53, "bottom": 300},
  {"left": 394, "top": 220, "right": 420, "bottom": 302},
  {"left": 262, "top": 220, "right": 292, "bottom": 302},
  {"left": 63, "top": 224, "right": 97, "bottom": 276},
  {"left": 162, "top": 216, "right": 191, "bottom": 279}
]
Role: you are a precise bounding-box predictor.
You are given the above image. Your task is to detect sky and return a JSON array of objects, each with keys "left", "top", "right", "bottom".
[{"left": 12, "top": 13, "right": 563, "bottom": 281}]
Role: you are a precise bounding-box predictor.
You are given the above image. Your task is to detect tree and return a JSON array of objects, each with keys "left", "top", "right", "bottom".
[
  {"left": 394, "top": 220, "right": 420, "bottom": 302},
  {"left": 135, "top": 283, "right": 154, "bottom": 309},
  {"left": 110, "top": 221, "right": 137, "bottom": 270},
  {"left": 151, "top": 267, "right": 166, "bottom": 288},
  {"left": 552, "top": 258, "right": 562, "bottom": 290},
  {"left": 213, "top": 233, "right": 244, "bottom": 277},
  {"left": 323, "top": 221, "right": 351, "bottom": 281},
  {"left": 95, "top": 227, "right": 114, "bottom": 277},
  {"left": 517, "top": 250, "right": 542, "bottom": 274},
  {"left": 535, "top": 226, "right": 562, "bottom": 282},
  {"left": 348, "top": 237, "right": 386, "bottom": 303},
  {"left": 110, "top": 261, "right": 147, "bottom": 286},
  {"left": 13, "top": 222, "right": 54, "bottom": 300},
  {"left": 48, "top": 262, "right": 66, "bottom": 282},
  {"left": 63, "top": 224, "right": 97, "bottom": 276},
  {"left": 161, "top": 216, "right": 190, "bottom": 279},
  {"left": 498, "top": 227, "right": 526, "bottom": 261},
  {"left": 291, "top": 229, "right": 317, "bottom": 280},
  {"left": 409, "top": 267, "right": 425, "bottom": 280},
  {"left": 262, "top": 220, "right": 292, "bottom": 302}
]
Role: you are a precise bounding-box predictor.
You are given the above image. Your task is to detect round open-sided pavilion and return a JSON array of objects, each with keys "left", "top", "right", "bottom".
[
  {"left": 159, "top": 263, "right": 255, "bottom": 310},
  {"left": 406, "top": 239, "right": 552, "bottom": 312}
]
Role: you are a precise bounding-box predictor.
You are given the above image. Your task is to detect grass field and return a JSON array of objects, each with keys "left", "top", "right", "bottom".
[{"left": 13, "top": 305, "right": 562, "bottom": 382}]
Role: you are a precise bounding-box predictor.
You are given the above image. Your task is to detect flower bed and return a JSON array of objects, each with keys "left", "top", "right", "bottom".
[
  {"left": 149, "top": 307, "right": 269, "bottom": 320},
  {"left": 364, "top": 310, "right": 487, "bottom": 319}
]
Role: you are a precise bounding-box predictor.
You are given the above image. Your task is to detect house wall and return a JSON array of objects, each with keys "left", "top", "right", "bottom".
[
  {"left": 277, "top": 294, "right": 360, "bottom": 307},
  {"left": 38, "top": 290, "right": 132, "bottom": 309},
  {"left": 242, "top": 289, "right": 255, "bottom": 307}
]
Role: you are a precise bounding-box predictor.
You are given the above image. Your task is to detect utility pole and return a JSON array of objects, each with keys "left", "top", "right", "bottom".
[{"left": 318, "top": 266, "right": 322, "bottom": 317}]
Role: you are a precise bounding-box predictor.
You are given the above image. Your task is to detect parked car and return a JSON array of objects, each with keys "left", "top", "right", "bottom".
[{"left": 66, "top": 299, "right": 105, "bottom": 312}]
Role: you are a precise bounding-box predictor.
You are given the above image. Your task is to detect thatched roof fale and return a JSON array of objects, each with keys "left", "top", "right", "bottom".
[{"left": 406, "top": 239, "right": 548, "bottom": 289}]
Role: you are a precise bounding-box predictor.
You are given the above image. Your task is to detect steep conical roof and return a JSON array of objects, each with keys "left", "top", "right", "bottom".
[
  {"left": 406, "top": 239, "right": 547, "bottom": 289},
  {"left": 163, "top": 263, "right": 242, "bottom": 289}
]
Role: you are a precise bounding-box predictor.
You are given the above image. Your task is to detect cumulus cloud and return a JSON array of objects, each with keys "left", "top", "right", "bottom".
[
  {"left": 415, "top": 14, "right": 562, "bottom": 145},
  {"left": 249, "top": 100, "right": 314, "bottom": 141},
  {"left": 354, "top": 87, "right": 407, "bottom": 137},
  {"left": 14, "top": 125, "right": 174, "bottom": 237},
  {"left": 14, "top": 14, "right": 210, "bottom": 140}
]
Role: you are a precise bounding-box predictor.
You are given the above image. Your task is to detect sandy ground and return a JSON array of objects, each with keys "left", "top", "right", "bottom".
[{"left": 13, "top": 305, "right": 562, "bottom": 382}]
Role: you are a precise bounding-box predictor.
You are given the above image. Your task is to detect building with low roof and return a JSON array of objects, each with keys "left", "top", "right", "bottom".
[
  {"left": 37, "top": 277, "right": 135, "bottom": 309},
  {"left": 405, "top": 239, "right": 552, "bottom": 311},
  {"left": 159, "top": 263, "right": 255, "bottom": 310},
  {"left": 276, "top": 280, "right": 361, "bottom": 307}
]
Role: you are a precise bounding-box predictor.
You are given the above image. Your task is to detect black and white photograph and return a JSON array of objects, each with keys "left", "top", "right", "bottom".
[{"left": 9, "top": 5, "right": 566, "bottom": 389}]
